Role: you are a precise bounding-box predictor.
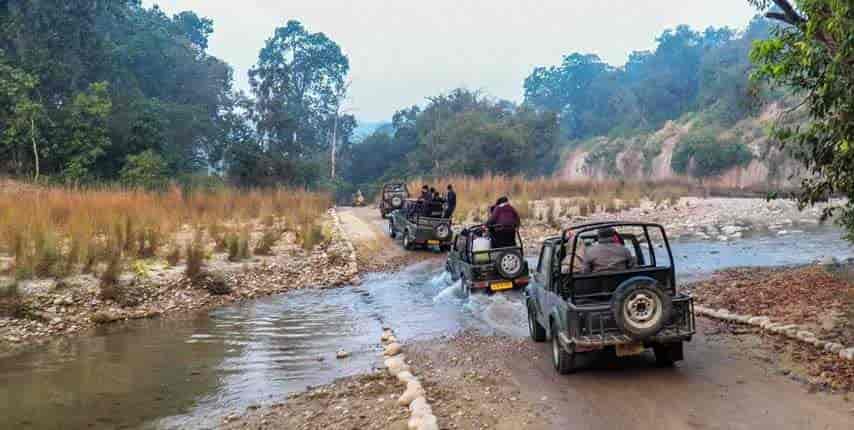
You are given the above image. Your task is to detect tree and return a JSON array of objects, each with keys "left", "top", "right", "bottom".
[
  {"left": 748, "top": 1, "right": 854, "bottom": 238},
  {"left": 0, "top": 1, "right": 234, "bottom": 181},
  {"left": 249, "top": 20, "right": 350, "bottom": 160},
  {"left": 0, "top": 51, "right": 43, "bottom": 178},
  {"left": 55, "top": 82, "right": 112, "bottom": 183}
]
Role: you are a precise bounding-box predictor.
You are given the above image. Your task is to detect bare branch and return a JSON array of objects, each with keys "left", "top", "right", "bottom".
[{"left": 774, "top": 0, "right": 805, "bottom": 23}]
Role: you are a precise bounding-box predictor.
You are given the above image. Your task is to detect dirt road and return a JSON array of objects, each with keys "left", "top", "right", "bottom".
[
  {"left": 337, "top": 205, "right": 440, "bottom": 272},
  {"left": 407, "top": 321, "right": 854, "bottom": 429}
]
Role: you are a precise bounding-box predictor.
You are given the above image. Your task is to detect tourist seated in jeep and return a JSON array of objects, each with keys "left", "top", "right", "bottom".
[
  {"left": 446, "top": 224, "right": 529, "bottom": 296},
  {"left": 581, "top": 227, "right": 636, "bottom": 273},
  {"left": 526, "top": 221, "right": 695, "bottom": 374}
]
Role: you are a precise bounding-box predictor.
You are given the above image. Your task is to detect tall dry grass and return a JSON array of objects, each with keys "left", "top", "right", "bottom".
[
  {"left": 0, "top": 185, "right": 331, "bottom": 280},
  {"left": 409, "top": 175, "right": 695, "bottom": 222}
]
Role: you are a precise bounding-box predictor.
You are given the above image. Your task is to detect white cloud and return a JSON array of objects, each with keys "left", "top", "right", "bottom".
[{"left": 143, "top": 0, "right": 757, "bottom": 121}]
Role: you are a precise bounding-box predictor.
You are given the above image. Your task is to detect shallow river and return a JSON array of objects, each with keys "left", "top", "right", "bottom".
[{"left": 0, "top": 228, "right": 851, "bottom": 429}]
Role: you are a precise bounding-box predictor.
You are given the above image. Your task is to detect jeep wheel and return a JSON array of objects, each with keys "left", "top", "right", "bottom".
[
  {"left": 388, "top": 220, "right": 396, "bottom": 238},
  {"left": 611, "top": 278, "right": 672, "bottom": 340},
  {"left": 527, "top": 304, "right": 546, "bottom": 342},
  {"left": 495, "top": 250, "right": 524, "bottom": 279},
  {"left": 551, "top": 324, "right": 575, "bottom": 374},
  {"left": 403, "top": 231, "right": 414, "bottom": 250}
]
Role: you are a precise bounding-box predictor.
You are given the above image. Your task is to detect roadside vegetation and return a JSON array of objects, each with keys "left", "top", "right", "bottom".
[
  {"left": 407, "top": 175, "right": 693, "bottom": 223},
  {"left": 0, "top": 184, "right": 331, "bottom": 282}
]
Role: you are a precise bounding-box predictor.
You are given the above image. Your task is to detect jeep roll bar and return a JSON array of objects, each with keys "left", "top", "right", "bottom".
[{"left": 558, "top": 221, "right": 675, "bottom": 283}]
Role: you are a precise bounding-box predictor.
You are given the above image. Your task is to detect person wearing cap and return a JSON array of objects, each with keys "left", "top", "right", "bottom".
[{"left": 582, "top": 227, "right": 635, "bottom": 273}]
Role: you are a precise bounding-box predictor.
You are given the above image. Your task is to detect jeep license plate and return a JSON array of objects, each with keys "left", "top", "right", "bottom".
[
  {"left": 427, "top": 240, "right": 440, "bottom": 245},
  {"left": 615, "top": 342, "right": 644, "bottom": 357},
  {"left": 490, "top": 281, "right": 513, "bottom": 292}
]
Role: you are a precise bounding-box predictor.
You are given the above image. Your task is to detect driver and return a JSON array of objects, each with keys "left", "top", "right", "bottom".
[
  {"left": 582, "top": 228, "right": 635, "bottom": 273},
  {"left": 561, "top": 233, "right": 586, "bottom": 274}
]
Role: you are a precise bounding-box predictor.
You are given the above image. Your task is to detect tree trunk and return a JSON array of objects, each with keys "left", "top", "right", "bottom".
[
  {"left": 331, "top": 113, "right": 338, "bottom": 179},
  {"left": 30, "top": 116, "right": 39, "bottom": 181}
]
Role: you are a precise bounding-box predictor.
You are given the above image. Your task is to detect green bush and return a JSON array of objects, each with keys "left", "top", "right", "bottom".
[
  {"left": 671, "top": 129, "right": 752, "bottom": 177},
  {"left": 120, "top": 150, "right": 168, "bottom": 190}
]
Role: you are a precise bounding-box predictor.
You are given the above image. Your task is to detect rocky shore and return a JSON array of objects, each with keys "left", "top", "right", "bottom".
[
  {"left": 0, "top": 209, "right": 359, "bottom": 357},
  {"left": 519, "top": 197, "right": 839, "bottom": 250}
]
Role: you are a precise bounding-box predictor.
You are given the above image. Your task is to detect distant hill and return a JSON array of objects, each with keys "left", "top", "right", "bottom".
[{"left": 353, "top": 121, "right": 392, "bottom": 141}]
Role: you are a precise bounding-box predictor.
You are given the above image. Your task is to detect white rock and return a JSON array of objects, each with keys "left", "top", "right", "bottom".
[
  {"left": 417, "top": 414, "right": 439, "bottom": 430},
  {"left": 398, "top": 381, "right": 425, "bottom": 406},
  {"left": 840, "top": 348, "right": 854, "bottom": 361},
  {"left": 384, "top": 342, "right": 402, "bottom": 356},
  {"left": 336, "top": 350, "right": 350, "bottom": 359},
  {"left": 796, "top": 331, "right": 816, "bottom": 342},
  {"left": 385, "top": 356, "right": 409, "bottom": 376},
  {"left": 409, "top": 397, "right": 432, "bottom": 419},
  {"left": 397, "top": 371, "right": 417, "bottom": 384},
  {"left": 749, "top": 316, "right": 770, "bottom": 326},
  {"left": 733, "top": 315, "right": 751, "bottom": 324},
  {"left": 721, "top": 225, "right": 741, "bottom": 235},
  {"left": 824, "top": 342, "right": 844, "bottom": 353}
]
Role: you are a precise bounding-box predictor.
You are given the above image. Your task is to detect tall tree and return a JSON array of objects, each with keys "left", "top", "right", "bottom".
[
  {"left": 249, "top": 20, "right": 350, "bottom": 159},
  {"left": 748, "top": 0, "right": 854, "bottom": 239}
]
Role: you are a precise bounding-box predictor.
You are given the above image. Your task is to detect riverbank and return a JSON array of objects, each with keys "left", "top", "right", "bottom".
[
  {"left": 0, "top": 209, "right": 359, "bottom": 358},
  {"left": 685, "top": 263, "right": 854, "bottom": 390}
]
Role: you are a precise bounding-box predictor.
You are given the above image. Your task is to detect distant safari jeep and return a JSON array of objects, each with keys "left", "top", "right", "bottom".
[
  {"left": 525, "top": 221, "right": 695, "bottom": 374},
  {"left": 445, "top": 224, "right": 529, "bottom": 296},
  {"left": 379, "top": 182, "right": 409, "bottom": 218},
  {"left": 388, "top": 199, "right": 453, "bottom": 251}
]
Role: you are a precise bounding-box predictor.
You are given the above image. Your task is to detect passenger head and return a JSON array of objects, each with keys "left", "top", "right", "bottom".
[
  {"left": 422, "top": 185, "right": 429, "bottom": 192},
  {"left": 597, "top": 227, "right": 618, "bottom": 243},
  {"left": 447, "top": 184, "right": 453, "bottom": 191}
]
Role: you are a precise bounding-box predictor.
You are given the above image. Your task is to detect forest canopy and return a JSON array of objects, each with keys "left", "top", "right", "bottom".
[{"left": 0, "top": 2, "right": 789, "bottom": 198}]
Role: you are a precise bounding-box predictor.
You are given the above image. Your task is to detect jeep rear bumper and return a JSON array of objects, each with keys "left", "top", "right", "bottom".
[{"left": 561, "top": 295, "right": 695, "bottom": 348}]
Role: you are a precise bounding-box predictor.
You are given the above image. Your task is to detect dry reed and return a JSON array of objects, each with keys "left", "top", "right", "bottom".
[{"left": 0, "top": 184, "right": 331, "bottom": 280}]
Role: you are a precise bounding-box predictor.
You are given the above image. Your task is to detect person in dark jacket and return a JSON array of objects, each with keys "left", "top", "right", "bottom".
[
  {"left": 486, "top": 196, "right": 520, "bottom": 247},
  {"left": 420, "top": 185, "right": 431, "bottom": 201},
  {"left": 443, "top": 184, "right": 457, "bottom": 218}
]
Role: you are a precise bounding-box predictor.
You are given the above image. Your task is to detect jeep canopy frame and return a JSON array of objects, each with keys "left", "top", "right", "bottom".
[{"left": 555, "top": 221, "right": 676, "bottom": 304}]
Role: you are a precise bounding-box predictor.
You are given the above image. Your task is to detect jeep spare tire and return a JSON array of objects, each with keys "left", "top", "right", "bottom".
[
  {"left": 434, "top": 224, "right": 451, "bottom": 240},
  {"left": 611, "top": 278, "right": 672, "bottom": 340},
  {"left": 496, "top": 250, "right": 524, "bottom": 279},
  {"left": 391, "top": 196, "right": 403, "bottom": 207}
]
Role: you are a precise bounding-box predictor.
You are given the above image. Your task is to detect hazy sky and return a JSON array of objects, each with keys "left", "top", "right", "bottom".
[{"left": 143, "top": 1, "right": 758, "bottom": 122}]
